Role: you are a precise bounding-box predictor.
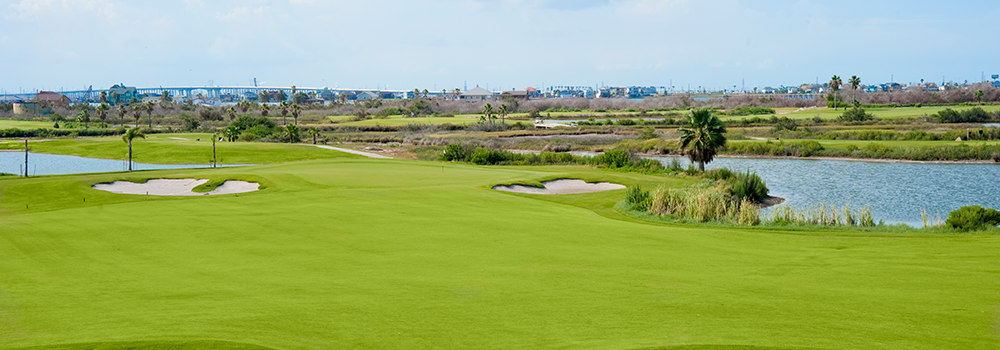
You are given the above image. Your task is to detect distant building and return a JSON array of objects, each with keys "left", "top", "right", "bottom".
[
  {"left": 500, "top": 90, "right": 529, "bottom": 100},
  {"left": 32, "top": 91, "right": 70, "bottom": 106},
  {"left": 460, "top": 86, "right": 495, "bottom": 101},
  {"left": 107, "top": 84, "right": 138, "bottom": 105}
]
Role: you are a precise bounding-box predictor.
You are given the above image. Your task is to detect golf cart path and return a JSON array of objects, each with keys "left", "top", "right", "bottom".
[{"left": 312, "top": 145, "right": 392, "bottom": 159}]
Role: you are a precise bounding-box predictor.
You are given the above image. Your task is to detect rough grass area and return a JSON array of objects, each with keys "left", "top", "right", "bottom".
[{"left": 1, "top": 159, "right": 999, "bottom": 349}]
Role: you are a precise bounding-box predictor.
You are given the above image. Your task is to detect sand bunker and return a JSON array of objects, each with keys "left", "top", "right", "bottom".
[
  {"left": 493, "top": 179, "right": 626, "bottom": 195},
  {"left": 93, "top": 179, "right": 259, "bottom": 196}
]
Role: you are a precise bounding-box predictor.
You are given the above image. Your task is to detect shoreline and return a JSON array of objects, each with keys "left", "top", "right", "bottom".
[{"left": 713, "top": 154, "right": 998, "bottom": 165}]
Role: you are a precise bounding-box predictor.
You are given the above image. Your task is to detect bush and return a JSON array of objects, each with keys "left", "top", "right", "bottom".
[
  {"left": 839, "top": 107, "right": 875, "bottom": 122},
  {"left": 592, "top": 149, "right": 633, "bottom": 168},
  {"left": 945, "top": 205, "right": 1000, "bottom": 231},
  {"left": 469, "top": 148, "right": 509, "bottom": 165},
  {"left": 728, "top": 170, "right": 769, "bottom": 203},
  {"left": 934, "top": 107, "right": 993, "bottom": 123},
  {"left": 441, "top": 144, "right": 469, "bottom": 161},
  {"left": 625, "top": 186, "right": 651, "bottom": 211},
  {"left": 637, "top": 127, "right": 657, "bottom": 140}
]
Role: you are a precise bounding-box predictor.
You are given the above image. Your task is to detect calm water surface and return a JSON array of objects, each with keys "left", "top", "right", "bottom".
[
  {"left": 1, "top": 152, "right": 236, "bottom": 176},
  {"left": 650, "top": 156, "right": 1000, "bottom": 227}
]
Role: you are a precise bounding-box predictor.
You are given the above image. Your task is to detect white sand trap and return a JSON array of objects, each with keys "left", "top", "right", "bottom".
[
  {"left": 493, "top": 179, "right": 626, "bottom": 195},
  {"left": 93, "top": 179, "right": 259, "bottom": 196}
]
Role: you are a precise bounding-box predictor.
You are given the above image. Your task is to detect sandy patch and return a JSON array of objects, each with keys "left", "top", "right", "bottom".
[
  {"left": 493, "top": 179, "right": 626, "bottom": 195},
  {"left": 93, "top": 179, "right": 259, "bottom": 196},
  {"left": 312, "top": 145, "right": 393, "bottom": 159},
  {"left": 168, "top": 137, "right": 188, "bottom": 141}
]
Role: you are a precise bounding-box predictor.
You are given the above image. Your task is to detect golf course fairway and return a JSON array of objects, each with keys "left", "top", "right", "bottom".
[{"left": 1, "top": 158, "right": 998, "bottom": 349}]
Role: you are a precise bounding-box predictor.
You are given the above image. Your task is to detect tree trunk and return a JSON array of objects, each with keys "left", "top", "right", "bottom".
[
  {"left": 312, "top": 134, "right": 317, "bottom": 144},
  {"left": 128, "top": 142, "right": 133, "bottom": 171},
  {"left": 698, "top": 160, "right": 705, "bottom": 172}
]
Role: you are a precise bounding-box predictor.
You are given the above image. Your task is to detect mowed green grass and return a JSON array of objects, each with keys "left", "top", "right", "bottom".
[
  {"left": 1, "top": 159, "right": 999, "bottom": 349},
  {"left": 0, "top": 120, "right": 53, "bottom": 129},
  {"left": 719, "top": 105, "right": 1000, "bottom": 121},
  {"left": 0, "top": 133, "right": 361, "bottom": 164}
]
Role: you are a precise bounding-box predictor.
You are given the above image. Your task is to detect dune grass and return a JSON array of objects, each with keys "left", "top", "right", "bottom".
[
  {"left": 1, "top": 159, "right": 999, "bottom": 349},
  {"left": 1, "top": 133, "right": 361, "bottom": 164},
  {"left": 720, "top": 105, "right": 1000, "bottom": 121}
]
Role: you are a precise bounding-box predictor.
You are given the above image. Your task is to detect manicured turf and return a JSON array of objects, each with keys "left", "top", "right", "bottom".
[
  {"left": 0, "top": 133, "right": 360, "bottom": 164},
  {"left": 0, "top": 120, "right": 53, "bottom": 129},
  {"left": 1, "top": 158, "right": 999, "bottom": 349}
]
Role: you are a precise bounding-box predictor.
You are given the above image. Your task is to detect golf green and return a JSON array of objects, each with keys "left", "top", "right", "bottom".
[{"left": 1, "top": 159, "right": 998, "bottom": 349}]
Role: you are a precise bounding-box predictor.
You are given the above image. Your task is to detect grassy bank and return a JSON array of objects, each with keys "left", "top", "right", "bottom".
[{"left": 1, "top": 159, "right": 999, "bottom": 349}]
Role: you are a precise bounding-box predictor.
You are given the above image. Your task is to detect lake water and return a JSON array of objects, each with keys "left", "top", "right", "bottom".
[
  {"left": 0, "top": 152, "right": 236, "bottom": 176},
  {"left": 649, "top": 156, "right": 1000, "bottom": 227}
]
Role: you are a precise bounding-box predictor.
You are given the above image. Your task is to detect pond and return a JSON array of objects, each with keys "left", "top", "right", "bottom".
[
  {"left": 649, "top": 156, "right": 1000, "bottom": 227},
  {"left": 0, "top": 152, "right": 239, "bottom": 176}
]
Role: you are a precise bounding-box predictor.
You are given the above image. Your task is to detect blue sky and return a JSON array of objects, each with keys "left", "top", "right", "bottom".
[{"left": 1, "top": 0, "right": 998, "bottom": 93}]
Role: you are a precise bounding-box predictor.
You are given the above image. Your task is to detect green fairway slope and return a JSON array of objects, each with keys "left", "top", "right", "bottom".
[
  {"left": 9, "top": 340, "right": 275, "bottom": 350},
  {"left": 1, "top": 159, "right": 999, "bottom": 349},
  {"left": 2, "top": 133, "right": 361, "bottom": 164}
]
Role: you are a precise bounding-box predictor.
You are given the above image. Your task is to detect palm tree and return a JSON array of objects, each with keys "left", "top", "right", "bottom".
[
  {"left": 77, "top": 110, "right": 90, "bottom": 129},
  {"left": 258, "top": 91, "right": 270, "bottom": 103},
  {"left": 276, "top": 90, "right": 288, "bottom": 103},
  {"left": 454, "top": 88, "right": 460, "bottom": 99},
  {"left": 279, "top": 101, "right": 289, "bottom": 125},
  {"left": 339, "top": 93, "right": 347, "bottom": 104},
  {"left": 145, "top": 101, "right": 155, "bottom": 128},
  {"left": 131, "top": 105, "right": 143, "bottom": 127},
  {"left": 482, "top": 103, "right": 494, "bottom": 123},
  {"left": 283, "top": 124, "right": 300, "bottom": 143},
  {"left": 414, "top": 88, "right": 420, "bottom": 99},
  {"left": 829, "top": 75, "right": 843, "bottom": 110},
  {"left": 679, "top": 108, "right": 727, "bottom": 172},
  {"left": 422, "top": 89, "right": 429, "bottom": 98},
  {"left": 96, "top": 103, "right": 109, "bottom": 127},
  {"left": 308, "top": 126, "right": 320, "bottom": 144},
  {"left": 238, "top": 100, "right": 250, "bottom": 113},
  {"left": 498, "top": 104, "right": 508, "bottom": 123},
  {"left": 848, "top": 75, "right": 861, "bottom": 104},
  {"left": 122, "top": 127, "right": 146, "bottom": 171},
  {"left": 260, "top": 103, "right": 270, "bottom": 117},
  {"left": 227, "top": 106, "right": 236, "bottom": 121},
  {"left": 291, "top": 104, "right": 301, "bottom": 125},
  {"left": 117, "top": 105, "right": 127, "bottom": 125},
  {"left": 975, "top": 89, "right": 984, "bottom": 104}
]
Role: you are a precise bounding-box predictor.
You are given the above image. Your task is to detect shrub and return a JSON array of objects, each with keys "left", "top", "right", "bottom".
[
  {"left": 705, "top": 168, "right": 735, "bottom": 181},
  {"left": 839, "top": 107, "right": 875, "bottom": 122},
  {"left": 469, "top": 148, "right": 508, "bottom": 165},
  {"left": 945, "top": 205, "right": 1000, "bottom": 231},
  {"left": 625, "top": 186, "right": 651, "bottom": 211},
  {"left": 728, "top": 170, "right": 769, "bottom": 202},
  {"left": 637, "top": 127, "right": 657, "bottom": 140},
  {"left": 592, "top": 149, "right": 634, "bottom": 168},
  {"left": 441, "top": 144, "right": 469, "bottom": 161}
]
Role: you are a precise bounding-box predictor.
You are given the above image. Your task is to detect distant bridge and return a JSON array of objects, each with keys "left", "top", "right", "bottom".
[{"left": 0, "top": 86, "right": 420, "bottom": 103}]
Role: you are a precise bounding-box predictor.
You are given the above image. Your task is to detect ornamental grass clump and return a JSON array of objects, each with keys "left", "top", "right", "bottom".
[{"left": 766, "top": 203, "right": 876, "bottom": 227}]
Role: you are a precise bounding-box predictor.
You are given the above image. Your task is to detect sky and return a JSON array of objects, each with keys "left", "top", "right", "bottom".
[{"left": 1, "top": 0, "right": 999, "bottom": 94}]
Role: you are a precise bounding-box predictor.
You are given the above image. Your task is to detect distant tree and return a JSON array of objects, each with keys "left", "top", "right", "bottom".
[
  {"left": 291, "top": 104, "right": 302, "bottom": 125},
  {"left": 283, "top": 124, "right": 301, "bottom": 143},
  {"left": 77, "top": 110, "right": 90, "bottom": 128},
  {"left": 279, "top": 101, "right": 289, "bottom": 125},
  {"left": 454, "top": 88, "right": 461, "bottom": 99},
  {"left": 222, "top": 125, "right": 240, "bottom": 142},
  {"left": 238, "top": 100, "right": 250, "bottom": 113},
  {"left": 422, "top": 89, "right": 429, "bottom": 98},
  {"left": 498, "top": 104, "right": 508, "bottom": 123},
  {"left": 276, "top": 90, "right": 288, "bottom": 102},
  {"left": 227, "top": 106, "right": 236, "bottom": 121},
  {"left": 975, "top": 89, "right": 984, "bottom": 104},
  {"left": 131, "top": 105, "right": 143, "bottom": 127},
  {"left": 308, "top": 126, "right": 320, "bottom": 144},
  {"left": 258, "top": 91, "right": 271, "bottom": 103},
  {"left": 482, "top": 103, "right": 494, "bottom": 123},
  {"left": 159, "top": 91, "right": 172, "bottom": 107},
  {"left": 122, "top": 127, "right": 146, "bottom": 171},
  {"left": 414, "top": 88, "right": 420, "bottom": 98},
  {"left": 259, "top": 103, "right": 270, "bottom": 117},
  {"left": 848, "top": 75, "right": 861, "bottom": 104},
  {"left": 116, "top": 105, "right": 127, "bottom": 125},
  {"left": 291, "top": 85, "right": 297, "bottom": 96},
  {"left": 145, "top": 101, "right": 155, "bottom": 128},
  {"left": 679, "top": 108, "right": 727, "bottom": 172},
  {"left": 292, "top": 92, "right": 308, "bottom": 105},
  {"left": 339, "top": 93, "right": 347, "bottom": 104},
  {"left": 829, "top": 75, "right": 843, "bottom": 110},
  {"left": 99, "top": 91, "right": 108, "bottom": 104},
  {"left": 96, "top": 103, "right": 109, "bottom": 126},
  {"left": 195, "top": 93, "right": 204, "bottom": 100}
]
